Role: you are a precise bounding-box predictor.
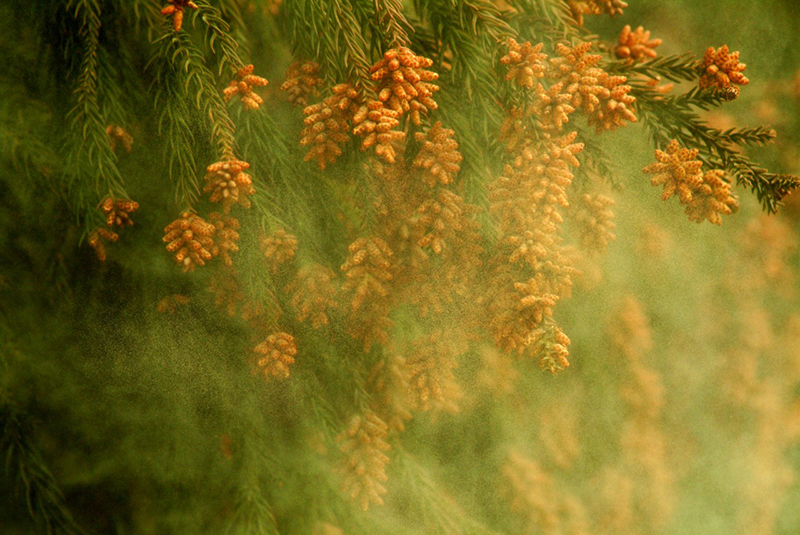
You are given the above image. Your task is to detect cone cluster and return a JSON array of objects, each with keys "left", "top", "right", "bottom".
[
  {"left": 260, "top": 230, "right": 298, "bottom": 273},
  {"left": 412, "top": 122, "right": 463, "bottom": 187},
  {"left": 369, "top": 47, "right": 439, "bottom": 126},
  {"left": 161, "top": 0, "right": 198, "bottom": 32},
  {"left": 501, "top": 39, "right": 547, "bottom": 89},
  {"left": 163, "top": 212, "right": 216, "bottom": 272},
  {"left": 568, "top": 0, "right": 627, "bottom": 25},
  {"left": 254, "top": 332, "right": 298, "bottom": 380},
  {"left": 203, "top": 159, "right": 255, "bottom": 213},
  {"left": 643, "top": 140, "right": 738, "bottom": 224},
  {"left": 101, "top": 198, "right": 139, "bottom": 228},
  {"left": 368, "top": 354, "right": 414, "bottom": 432},
  {"left": 208, "top": 213, "right": 240, "bottom": 266},
  {"left": 286, "top": 264, "right": 339, "bottom": 329},
  {"left": 88, "top": 227, "right": 118, "bottom": 262},
  {"left": 301, "top": 84, "right": 360, "bottom": 169},
  {"left": 570, "top": 193, "right": 616, "bottom": 253},
  {"left": 106, "top": 125, "right": 133, "bottom": 153},
  {"left": 340, "top": 236, "right": 395, "bottom": 351},
  {"left": 700, "top": 45, "right": 749, "bottom": 91},
  {"left": 223, "top": 65, "right": 269, "bottom": 110},
  {"left": 281, "top": 61, "right": 322, "bottom": 108},
  {"left": 336, "top": 412, "right": 391, "bottom": 511},
  {"left": 414, "top": 189, "right": 467, "bottom": 255},
  {"left": 549, "top": 42, "right": 636, "bottom": 132},
  {"left": 615, "top": 25, "right": 662, "bottom": 61},
  {"left": 341, "top": 237, "right": 394, "bottom": 312},
  {"left": 406, "top": 331, "right": 464, "bottom": 412},
  {"left": 352, "top": 99, "right": 405, "bottom": 164},
  {"left": 486, "top": 132, "right": 583, "bottom": 368}
]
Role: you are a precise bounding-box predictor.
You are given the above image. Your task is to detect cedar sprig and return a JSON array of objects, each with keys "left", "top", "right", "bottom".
[
  {"left": 152, "top": 27, "right": 237, "bottom": 169},
  {"left": 606, "top": 53, "right": 701, "bottom": 83},
  {"left": 223, "top": 478, "right": 280, "bottom": 535},
  {"left": 1, "top": 397, "right": 85, "bottom": 535},
  {"left": 635, "top": 84, "right": 799, "bottom": 213},
  {"left": 150, "top": 30, "right": 202, "bottom": 208},
  {"left": 504, "top": 0, "right": 582, "bottom": 43},
  {"left": 233, "top": 107, "right": 328, "bottom": 238},
  {"left": 130, "top": 0, "right": 163, "bottom": 38},
  {"left": 0, "top": 102, "right": 62, "bottom": 194},
  {"left": 65, "top": 0, "right": 128, "bottom": 210},
  {"left": 572, "top": 124, "right": 621, "bottom": 188},
  {"left": 195, "top": 0, "right": 245, "bottom": 76},
  {"left": 215, "top": 2, "right": 253, "bottom": 63},
  {"left": 351, "top": 0, "right": 413, "bottom": 50},
  {"left": 413, "top": 0, "right": 516, "bottom": 100},
  {"left": 170, "top": 34, "right": 237, "bottom": 159},
  {"left": 284, "top": 0, "right": 371, "bottom": 84}
]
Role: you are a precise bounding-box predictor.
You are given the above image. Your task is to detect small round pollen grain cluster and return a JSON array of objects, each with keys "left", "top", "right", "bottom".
[
  {"left": 415, "top": 189, "right": 467, "bottom": 255},
  {"left": 590, "top": 73, "right": 637, "bottom": 132},
  {"left": 336, "top": 411, "right": 391, "bottom": 511},
  {"left": 643, "top": 140, "right": 738, "bottom": 224},
  {"left": 643, "top": 139, "right": 703, "bottom": 203},
  {"left": 301, "top": 84, "right": 360, "bottom": 169},
  {"left": 529, "top": 321, "right": 571, "bottom": 374},
  {"left": 163, "top": 212, "right": 216, "bottom": 272},
  {"left": 280, "top": 61, "right": 322, "bottom": 108},
  {"left": 88, "top": 228, "right": 119, "bottom": 262},
  {"left": 568, "top": 0, "right": 627, "bottom": 26},
  {"left": 531, "top": 82, "right": 576, "bottom": 132},
  {"left": 700, "top": 45, "right": 749, "bottom": 91},
  {"left": 223, "top": 65, "right": 269, "bottom": 111},
  {"left": 106, "top": 125, "right": 133, "bottom": 153},
  {"left": 260, "top": 229, "right": 298, "bottom": 273},
  {"left": 501, "top": 39, "right": 547, "bottom": 89},
  {"left": 406, "top": 331, "right": 462, "bottom": 413},
  {"left": 208, "top": 212, "right": 240, "bottom": 266},
  {"left": 352, "top": 100, "right": 405, "bottom": 164},
  {"left": 685, "top": 169, "right": 740, "bottom": 225},
  {"left": 203, "top": 159, "right": 255, "bottom": 213},
  {"left": 101, "top": 198, "right": 139, "bottom": 228},
  {"left": 367, "top": 354, "right": 413, "bottom": 432},
  {"left": 548, "top": 42, "right": 636, "bottom": 132},
  {"left": 369, "top": 47, "right": 439, "bottom": 126},
  {"left": 286, "top": 264, "right": 339, "bottom": 329},
  {"left": 412, "top": 121, "right": 463, "bottom": 187},
  {"left": 161, "top": 0, "right": 198, "bottom": 32},
  {"left": 341, "top": 237, "right": 394, "bottom": 312},
  {"left": 254, "top": 332, "right": 298, "bottom": 380},
  {"left": 615, "top": 25, "right": 662, "bottom": 61},
  {"left": 570, "top": 193, "right": 616, "bottom": 253}
]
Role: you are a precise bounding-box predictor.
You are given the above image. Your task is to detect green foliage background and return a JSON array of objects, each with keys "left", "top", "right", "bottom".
[{"left": 1, "top": 0, "right": 800, "bottom": 534}]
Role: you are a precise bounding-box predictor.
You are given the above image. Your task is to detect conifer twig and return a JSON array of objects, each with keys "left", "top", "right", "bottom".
[
  {"left": 1, "top": 395, "right": 84, "bottom": 535},
  {"left": 372, "top": 0, "right": 413, "bottom": 48},
  {"left": 284, "top": 0, "right": 371, "bottom": 83},
  {"left": 605, "top": 53, "right": 700, "bottom": 82},
  {"left": 65, "top": 0, "right": 127, "bottom": 217},
  {"left": 634, "top": 85, "right": 799, "bottom": 212},
  {"left": 224, "top": 477, "right": 280, "bottom": 535},
  {"left": 196, "top": 0, "right": 245, "bottom": 76},
  {"left": 151, "top": 26, "right": 238, "bottom": 208}
]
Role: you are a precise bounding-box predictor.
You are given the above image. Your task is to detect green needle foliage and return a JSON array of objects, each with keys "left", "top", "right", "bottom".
[{"left": 1, "top": 0, "right": 800, "bottom": 533}]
